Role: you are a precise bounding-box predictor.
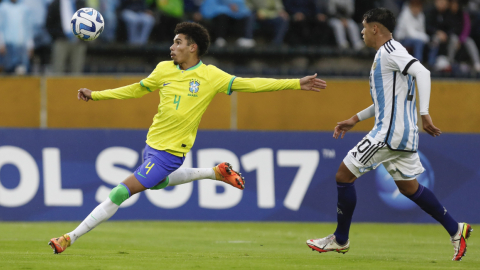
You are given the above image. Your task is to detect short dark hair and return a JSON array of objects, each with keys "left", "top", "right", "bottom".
[
  {"left": 363, "top": 8, "right": 396, "bottom": 33},
  {"left": 174, "top": 22, "right": 210, "bottom": 57}
]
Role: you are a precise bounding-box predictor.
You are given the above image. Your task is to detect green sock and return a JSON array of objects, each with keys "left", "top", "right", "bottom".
[{"left": 149, "top": 177, "right": 169, "bottom": 190}]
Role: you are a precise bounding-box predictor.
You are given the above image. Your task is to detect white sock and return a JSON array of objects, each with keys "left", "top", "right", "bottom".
[
  {"left": 67, "top": 197, "right": 119, "bottom": 244},
  {"left": 167, "top": 168, "right": 216, "bottom": 186}
]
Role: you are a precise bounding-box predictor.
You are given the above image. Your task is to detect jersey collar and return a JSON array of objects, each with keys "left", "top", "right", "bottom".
[
  {"left": 176, "top": 60, "right": 203, "bottom": 71},
  {"left": 381, "top": 38, "right": 395, "bottom": 47}
]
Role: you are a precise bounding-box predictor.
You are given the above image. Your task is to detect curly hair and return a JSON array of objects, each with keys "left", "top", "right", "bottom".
[
  {"left": 174, "top": 22, "right": 211, "bottom": 57},
  {"left": 363, "top": 8, "right": 396, "bottom": 33}
]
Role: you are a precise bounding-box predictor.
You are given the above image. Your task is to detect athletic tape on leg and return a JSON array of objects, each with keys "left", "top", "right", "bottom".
[
  {"left": 149, "top": 177, "right": 169, "bottom": 190},
  {"left": 109, "top": 184, "right": 131, "bottom": 206}
]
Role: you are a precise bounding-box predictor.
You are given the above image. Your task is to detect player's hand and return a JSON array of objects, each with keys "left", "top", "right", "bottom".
[
  {"left": 300, "top": 73, "right": 327, "bottom": 92},
  {"left": 333, "top": 115, "right": 359, "bottom": 139},
  {"left": 421, "top": 114, "right": 442, "bottom": 137},
  {"left": 77, "top": 88, "right": 93, "bottom": 102},
  {"left": 0, "top": 46, "right": 5, "bottom": 55}
]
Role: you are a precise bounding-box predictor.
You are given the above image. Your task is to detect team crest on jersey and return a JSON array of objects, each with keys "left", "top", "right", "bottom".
[
  {"left": 188, "top": 79, "right": 200, "bottom": 97},
  {"left": 372, "top": 60, "right": 377, "bottom": 70}
]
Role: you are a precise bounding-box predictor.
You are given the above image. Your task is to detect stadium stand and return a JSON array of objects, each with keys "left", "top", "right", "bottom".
[{"left": 1, "top": 0, "right": 480, "bottom": 77}]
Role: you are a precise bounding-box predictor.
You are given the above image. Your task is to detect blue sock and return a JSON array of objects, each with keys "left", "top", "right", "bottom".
[
  {"left": 407, "top": 184, "right": 458, "bottom": 236},
  {"left": 334, "top": 182, "right": 357, "bottom": 245}
]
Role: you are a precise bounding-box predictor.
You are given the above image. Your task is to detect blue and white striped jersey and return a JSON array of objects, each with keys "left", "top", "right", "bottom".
[{"left": 368, "top": 39, "right": 419, "bottom": 152}]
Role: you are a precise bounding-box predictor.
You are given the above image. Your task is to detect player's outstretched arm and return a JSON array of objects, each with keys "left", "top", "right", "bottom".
[
  {"left": 333, "top": 115, "right": 359, "bottom": 139},
  {"left": 299, "top": 73, "right": 327, "bottom": 92},
  {"left": 421, "top": 114, "right": 442, "bottom": 137},
  {"left": 77, "top": 88, "right": 93, "bottom": 102},
  {"left": 230, "top": 74, "right": 327, "bottom": 93},
  {"left": 77, "top": 83, "right": 154, "bottom": 102}
]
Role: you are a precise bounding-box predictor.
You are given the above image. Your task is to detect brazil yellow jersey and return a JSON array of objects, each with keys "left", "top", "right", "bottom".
[{"left": 92, "top": 61, "right": 301, "bottom": 156}]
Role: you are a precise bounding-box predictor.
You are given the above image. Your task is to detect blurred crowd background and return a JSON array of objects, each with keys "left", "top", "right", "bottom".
[{"left": 1, "top": 0, "right": 480, "bottom": 77}]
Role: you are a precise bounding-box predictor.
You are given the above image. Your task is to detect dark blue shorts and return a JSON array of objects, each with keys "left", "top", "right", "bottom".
[{"left": 134, "top": 144, "right": 185, "bottom": 188}]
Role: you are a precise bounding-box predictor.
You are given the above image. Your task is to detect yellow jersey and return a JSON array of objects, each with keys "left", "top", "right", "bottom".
[{"left": 92, "top": 60, "right": 301, "bottom": 156}]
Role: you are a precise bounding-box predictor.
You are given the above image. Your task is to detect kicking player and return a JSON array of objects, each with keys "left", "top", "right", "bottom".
[
  {"left": 305, "top": 8, "right": 472, "bottom": 261},
  {"left": 48, "top": 22, "right": 327, "bottom": 254}
]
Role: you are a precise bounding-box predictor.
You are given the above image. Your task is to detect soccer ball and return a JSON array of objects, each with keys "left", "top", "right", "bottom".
[{"left": 70, "top": 8, "right": 104, "bottom": 41}]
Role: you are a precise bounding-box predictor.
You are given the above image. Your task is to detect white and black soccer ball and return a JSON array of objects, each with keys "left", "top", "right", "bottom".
[{"left": 70, "top": 8, "right": 104, "bottom": 41}]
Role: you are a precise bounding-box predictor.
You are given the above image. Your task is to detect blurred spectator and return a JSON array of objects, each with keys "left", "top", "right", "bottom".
[
  {"left": 184, "top": 0, "right": 203, "bottom": 23},
  {"left": 47, "top": 0, "right": 87, "bottom": 74},
  {"left": 425, "top": 0, "right": 451, "bottom": 69},
  {"left": 0, "top": 0, "right": 34, "bottom": 75},
  {"left": 353, "top": 0, "right": 379, "bottom": 23},
  {"left": 148, "top": 0, "right": 184, "bottom": 42},
  {"left": 283, "top": 0, "right": 333, "bottom": 46},
  {"left": 0, "top": 0, "right": 3, "bottom": 72},
  {"left": 394, "top": 0, "right": 429, "bottom": 62},
  {"left": 468, "top": 0, "right": 480, "bottom": 50},
  {"left": 327, "top": 0, "right": 364, "bottom": 51},
  {"left": 24, "top": 0, "right": 53, "bottom": 73},
  {"left": 87, "top": 0, "right": 120, "bottom": 43},
  {"left": 200, "top": 0, "right": 251, "bottom": 47},
  {"left": 99, "top": 0, "right": 120, "bottom": 42},
  {"left": 23, "top": 0, "right": 53, "bottom": 46},
  {"left": 120, "top": 0, "right": 155, "bottom": 45},
  {"left": 382, "top": 0, "right": 400, "bottom": 17},
  {"left": 236, "top": 0, "right": 289, "bottom": 48},
  {"left": 446, "top": 0, "right": 480, "bottom": 72},
  {"left": 86, "top": 0, "right": 98, "bottom": 6}
]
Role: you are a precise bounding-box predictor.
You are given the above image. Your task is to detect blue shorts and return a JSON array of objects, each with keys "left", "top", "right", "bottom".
[{"left": 134, "top": 144, "right": 185, "bottom": 188}]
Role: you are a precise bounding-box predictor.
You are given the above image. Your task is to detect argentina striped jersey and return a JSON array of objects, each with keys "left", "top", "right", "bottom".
[{"left": 368, "top": 39, "right": 419, "bottom": 152}]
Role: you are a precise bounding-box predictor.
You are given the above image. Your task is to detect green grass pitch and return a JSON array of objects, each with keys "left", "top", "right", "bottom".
[{"left": 0, "top": 221, "right": 478, "bottom": 269}]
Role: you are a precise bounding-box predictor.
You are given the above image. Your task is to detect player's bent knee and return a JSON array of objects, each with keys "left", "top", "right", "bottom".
[
  {"left": 397, "top": 186, "right": 415, "bottom": 196},
  {"left": 109, "top": 184, "right": 131, "bottom": 206},
  {"left": 336, "top": 171, "right": 355, "bottom": 183},
  {"left": 335, "top": 163, "right": 356, "bottom": 183}
]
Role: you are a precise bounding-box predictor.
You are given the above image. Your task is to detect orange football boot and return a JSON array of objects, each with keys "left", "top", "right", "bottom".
[
  {"left": 48, "top": 234, "right": 71, "bottom": 254},
  {"left": 214, "top": 162, "right": 245, "bottom": 190}
]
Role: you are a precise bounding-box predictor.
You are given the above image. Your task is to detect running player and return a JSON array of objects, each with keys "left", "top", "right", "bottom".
[
  {"left": 305, "top": 8, "right": 472, "bottom": 261},
  {"left": 48, "top": 22, "right": 327, "bottom": 254}
]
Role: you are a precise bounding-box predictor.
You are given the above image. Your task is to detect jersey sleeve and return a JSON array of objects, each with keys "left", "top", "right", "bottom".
[
  {"left": 208, "top": 65, "right": 236, "bottom": 95},
  {"left": 139, "top": 62, "right": 163, "bottom": 92},
  {"left": 92, "top": 83, "right": 151, "bottom": 100},
  {"left": 386, "top": 49, "right": 418, "bottom": 75},
  {"left": 92, "top": 62, "right": 163, "bottom": 101},
  {"left": 231, "top": 77, "right": 300, "bottom": 93},
  {"left": 407, "top": 61, "right": 431, "bottom": 115}
]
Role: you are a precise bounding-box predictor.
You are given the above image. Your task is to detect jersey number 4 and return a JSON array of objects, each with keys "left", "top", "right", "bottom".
[{"left": 174, "top": 95, "right": 181, "bottom": 110}]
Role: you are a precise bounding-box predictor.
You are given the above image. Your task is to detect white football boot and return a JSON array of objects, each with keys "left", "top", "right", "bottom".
[
  {"left": 451, "top": 222, "right": 473, "bottom": 261},
  {"left": 306, "top": 234, "right": 350, "bottom": 254}
]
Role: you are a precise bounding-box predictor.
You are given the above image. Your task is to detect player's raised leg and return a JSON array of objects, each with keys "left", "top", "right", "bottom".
[
  {"left": 149, "top": 162, "right": 245, "bottom": 190},
  {"left": 48, "top": 174, "right": 144, "bottom": 254},
  {"left": 306, "top": 161, "right": 356, "bottom": 254},
  {"left": 396, "top": 179, "right": 473, "bottom": 261},
  {"left": 49, "top": 147, "right": 184, "bottom": 254}
]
